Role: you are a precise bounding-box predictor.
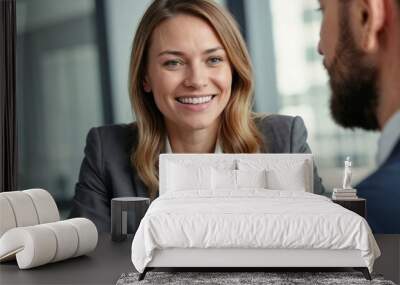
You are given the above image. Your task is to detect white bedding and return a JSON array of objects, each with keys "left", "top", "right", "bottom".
[{"left": 131, "top": 190, "right": 380, "bottom": 273}]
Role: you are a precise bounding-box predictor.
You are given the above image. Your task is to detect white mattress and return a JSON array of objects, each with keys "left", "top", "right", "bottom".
[{"left": 131, "top": 190, "right": 380, "bottom": 273}]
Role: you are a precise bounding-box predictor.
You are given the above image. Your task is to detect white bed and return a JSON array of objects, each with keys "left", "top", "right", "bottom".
[{"left": 131, "top": 154, "right": 380, "bottom": 280}]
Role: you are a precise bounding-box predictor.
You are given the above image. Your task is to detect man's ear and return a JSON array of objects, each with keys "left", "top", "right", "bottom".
[
  {"left": 358, "top": 0, "right": 386, "bottom": 52},
  {"left": 143, "top": 76, "right": 152, "bottom": 93}
]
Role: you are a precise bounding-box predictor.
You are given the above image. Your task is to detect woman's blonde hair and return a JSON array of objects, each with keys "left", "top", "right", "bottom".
[{"left": 129, "top": 0, "right": 264, "bottom": 199}]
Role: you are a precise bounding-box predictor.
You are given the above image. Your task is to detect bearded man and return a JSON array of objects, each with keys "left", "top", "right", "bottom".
[{"left": 318, "top": 0, "right": 400, "bottom": 233}]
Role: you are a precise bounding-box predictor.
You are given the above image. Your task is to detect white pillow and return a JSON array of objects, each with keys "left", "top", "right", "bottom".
[
  {"left": 167, "top": 162, "right": 212, "bottom": 191},
  {"left": 267, "top": 165, "right": 306, "bottom": 191},
  {"left": 237, "top": 159, "right": 309, "bottom": 192},
  {"left": 212, "top": 168, "right": 236, "bottom": 190},
  {"left": 237, "top": 169, "right": 268, "bottom": 189},
  {"left": 212, "top": 168, "right": 268, "bottom": 190}
]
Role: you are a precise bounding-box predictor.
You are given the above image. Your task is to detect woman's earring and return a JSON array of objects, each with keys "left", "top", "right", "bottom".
[{"left": 143, "top": 82, "right": 151, "bottom": 93}]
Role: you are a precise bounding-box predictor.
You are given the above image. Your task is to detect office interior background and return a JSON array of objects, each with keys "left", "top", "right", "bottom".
[{"left": 16, "top": 0, "right": 379, "bottom": 216}]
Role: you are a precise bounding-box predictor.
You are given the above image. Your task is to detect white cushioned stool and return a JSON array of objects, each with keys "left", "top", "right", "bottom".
[
  {"left": 0, "top": 218, "right": 97, "bottom": 269},
  {"left": 0, "top": 189, "right": 98, "bottom": 269},
  {"left": 0, "top": 189, "right": 60, "bottom": 236}
]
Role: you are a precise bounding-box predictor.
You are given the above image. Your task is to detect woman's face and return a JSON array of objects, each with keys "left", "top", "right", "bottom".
[{"left": 144, "top": 14, "right": 233, "bottom": 132}]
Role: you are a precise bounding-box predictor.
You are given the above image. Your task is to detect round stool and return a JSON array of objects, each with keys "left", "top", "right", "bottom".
[{"left": 111, "top": 197, "right": 150, "bottom": 242}]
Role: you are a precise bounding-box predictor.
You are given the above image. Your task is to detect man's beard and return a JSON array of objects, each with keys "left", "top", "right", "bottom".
[{"left": 327, "top": 7, "right": 380, "bottom": 130}]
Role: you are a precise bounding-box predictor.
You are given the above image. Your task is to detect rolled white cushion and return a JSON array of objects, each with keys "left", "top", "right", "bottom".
[
  {"left": 0, "top": 196, "right": 17, "bottom": 237},
  {"left": 42, "top": 221, "right": 79, "bottom": 262},
  {"left": 66, "top": 218, "right": 98, "bottom": 257},
  {"left": 0, "top": 218, "right": 98, "bottom": 269},
  {"left": 0, "top": 191, "right": 39, "bottom": 227},
  {"left": 23, "top": 189, "right": 59, "bottom": 223},
  {"left": 0, "top": 226, "right": 57, "bottom": 269}
]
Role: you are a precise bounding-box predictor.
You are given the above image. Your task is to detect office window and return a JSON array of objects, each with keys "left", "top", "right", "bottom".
[
  {"left": 303, "top": 8, "right": 320, "bottom": 23},
  {"left": 16, "top": 0, "right": 104, "bottom": 215},
  {"left": 16, "top": 0, "right": 157, "bottom": 216},
  {"left": 305, "top": 46, "right": 319, "bottom": 62}
]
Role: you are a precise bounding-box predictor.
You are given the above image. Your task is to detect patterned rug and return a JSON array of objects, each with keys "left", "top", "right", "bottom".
[{"left": 116, "top": 271, "right": 396, "bottom": 285}]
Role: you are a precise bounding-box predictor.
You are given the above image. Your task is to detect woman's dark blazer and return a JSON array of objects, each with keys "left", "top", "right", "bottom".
[{"left": 69, "top": 114, "right": 326, "bottom": 232}]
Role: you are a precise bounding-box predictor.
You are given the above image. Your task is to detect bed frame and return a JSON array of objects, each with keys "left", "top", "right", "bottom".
[{"left": 139, "top": 248, "right": 371, "bottom": 280}]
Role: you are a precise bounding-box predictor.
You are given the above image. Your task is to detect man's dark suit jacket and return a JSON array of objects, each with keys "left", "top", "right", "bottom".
[
  {"left": 357, "top": 139, "right": 400, "bottom": 233},
  {"left": 69, "top": 114, "right": 326, "bottom": 232}
]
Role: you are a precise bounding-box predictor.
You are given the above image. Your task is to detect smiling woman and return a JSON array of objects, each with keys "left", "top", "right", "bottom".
[
  {"left": 130, "top": 0, "right": 264, "bottom": 200},
  {"left": 143, "top": 14, "right": 233, "bottom": 140},
  {"left": 69, "top": 0, "right": 326, "bottom": 232}
]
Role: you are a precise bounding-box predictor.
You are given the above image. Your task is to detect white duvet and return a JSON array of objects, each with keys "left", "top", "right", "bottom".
[{"left": 131, "top": 190, "right": 380, "bottom": 273}]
